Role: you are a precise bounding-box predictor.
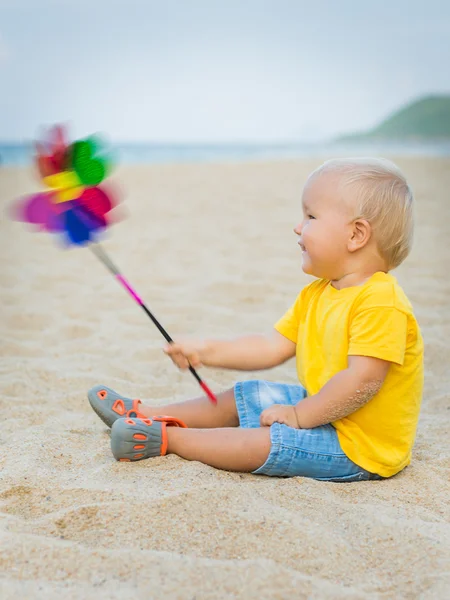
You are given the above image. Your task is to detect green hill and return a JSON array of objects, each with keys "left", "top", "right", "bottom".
[{"left": 339, "top": 95, "right": 450, "bottom": 141}]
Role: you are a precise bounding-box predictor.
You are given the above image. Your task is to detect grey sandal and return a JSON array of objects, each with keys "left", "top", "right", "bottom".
[
  {"left": 87, "top": 384, "right": 147, "bottom": 428},
  {"left": 110, "top": 415, "right": 188, "bottom": 462}
]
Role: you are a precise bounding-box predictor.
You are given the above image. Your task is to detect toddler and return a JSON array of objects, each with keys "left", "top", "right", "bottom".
[{"left": 88, "top": 157, "right": 424, "bottom": 482}]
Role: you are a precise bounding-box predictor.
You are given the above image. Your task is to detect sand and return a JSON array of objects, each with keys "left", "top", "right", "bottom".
[{"left": 0, "top": 157, "right": 449, "bottom": 599}]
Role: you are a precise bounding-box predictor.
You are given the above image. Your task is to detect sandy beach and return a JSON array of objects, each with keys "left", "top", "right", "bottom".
[{"left": 1, "top": 157, "right": 449, "bottom": 599}]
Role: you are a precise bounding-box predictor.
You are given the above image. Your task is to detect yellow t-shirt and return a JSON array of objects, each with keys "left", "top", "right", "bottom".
[{"left": 274, "top": 272, "right": 424, "bottom": 478}]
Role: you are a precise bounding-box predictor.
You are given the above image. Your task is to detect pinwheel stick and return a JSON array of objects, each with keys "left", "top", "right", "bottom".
[{"left": 90, "top": 244, "right": 217, "bottom": 404}]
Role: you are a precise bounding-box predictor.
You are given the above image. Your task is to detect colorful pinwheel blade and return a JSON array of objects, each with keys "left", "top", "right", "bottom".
[
  {"left": 49, "top": 124, "right": 69, "bottom": 172},
  {"left": 72, "top": 137, "right": 110, "bottom": 186},
  {"left": 64, "top": 208, "right": 93, "bottom": 245},
  {"left": 12, "top": 125, "right": 119, "bottom": 248},
  {"left": 11, "top": 192, "right": 65, "bottom": 232},
  {"left": 35, "top": 144, "right": 59, "bottom": 178},
  {"left": 75, "top": 205, "right": 107, "bottom": 231},
  {"left": 64, "top": 206, "right": 107, "bottom": 246},
  {"left": 77, "top": 186, "right": 113, "bottom": 219},
  {"left": 35, "top": 124, "right": 69, "bottom": 177}
]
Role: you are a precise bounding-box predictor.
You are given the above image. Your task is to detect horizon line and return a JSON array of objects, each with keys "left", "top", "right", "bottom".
[{"left": 0, "top": 137, "right": 334, "bottom": 146}]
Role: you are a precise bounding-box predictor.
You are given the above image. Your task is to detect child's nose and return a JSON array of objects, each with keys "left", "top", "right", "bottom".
[{"left": 294, "top": 223, "right": 302, "bottom": 235}]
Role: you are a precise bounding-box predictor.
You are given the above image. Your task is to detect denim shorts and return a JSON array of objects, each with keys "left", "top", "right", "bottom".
[{"left": 234, "top": 380, "right": 383, "bottom": 482}]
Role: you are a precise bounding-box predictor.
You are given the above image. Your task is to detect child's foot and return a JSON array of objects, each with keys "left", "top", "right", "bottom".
[
  {"left": 110, "top": 416, "right": 187, "bottom": 461},
  {"left": 87, "top": 385, "right": 148, "bottom": 428}
]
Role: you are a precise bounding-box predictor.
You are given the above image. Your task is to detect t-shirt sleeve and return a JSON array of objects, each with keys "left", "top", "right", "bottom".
[
  {"left": 274, "top": 291, "right": 305, "bottom": 343},
  {"left": 348, "top": 306, "right": 407, "bottom": 365}
]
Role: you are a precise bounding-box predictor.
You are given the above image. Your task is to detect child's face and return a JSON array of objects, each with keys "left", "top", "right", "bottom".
[{"left": 294, "top": 172, "right": 356, "bottom": 280}]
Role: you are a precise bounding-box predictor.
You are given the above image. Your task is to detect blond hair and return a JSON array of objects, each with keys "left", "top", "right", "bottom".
[{"left": 311, "top": 157, "right": 414, "bottom": 269}]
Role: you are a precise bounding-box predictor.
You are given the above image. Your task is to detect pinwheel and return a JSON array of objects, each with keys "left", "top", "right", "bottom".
[{"left": 11, "top": 125, "right": 217, "bottom": 404}]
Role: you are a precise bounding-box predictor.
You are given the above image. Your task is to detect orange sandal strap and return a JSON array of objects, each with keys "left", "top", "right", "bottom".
[
  {"left": 132, "top": 399, "right": 142, "bottom": 412},
  {"left": 125, "top": 400, "right": 147, "bottom": 420},
  {"left": 152, "top": 415, "right": 188, "bottom": 428}
]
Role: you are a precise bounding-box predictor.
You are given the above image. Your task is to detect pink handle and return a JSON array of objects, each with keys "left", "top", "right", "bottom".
[{"left": 116, "top": 274, "right": 143, "bottom": 305}]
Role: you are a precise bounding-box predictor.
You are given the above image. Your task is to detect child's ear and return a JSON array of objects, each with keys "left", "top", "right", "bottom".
[{"left": 348, "top": 219, "right": 371, "bottom": 252}]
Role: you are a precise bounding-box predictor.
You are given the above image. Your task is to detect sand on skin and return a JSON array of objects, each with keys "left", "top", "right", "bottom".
[{"left": 0, "top": 157, "right": 449, "bottom": 599}]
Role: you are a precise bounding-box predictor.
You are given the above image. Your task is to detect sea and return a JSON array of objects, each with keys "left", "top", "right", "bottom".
[{"left": 1, "top": 140, "right": 449, "bottom": 166}]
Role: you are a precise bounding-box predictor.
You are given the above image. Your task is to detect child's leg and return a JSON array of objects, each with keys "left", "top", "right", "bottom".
[
  {"left": 138, "top": 387, "right": 239, "bottom": 429},
  {"left": 110, "top": 380, "right": 303, "bottom": 472},
  {"left": 166, "top": 426, "right": 271, "bottom": 472}
]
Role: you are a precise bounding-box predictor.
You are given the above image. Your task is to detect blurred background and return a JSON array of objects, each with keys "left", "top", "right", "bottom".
[{"left": 1, "top": 0, "right": 449, "bottom": 164}]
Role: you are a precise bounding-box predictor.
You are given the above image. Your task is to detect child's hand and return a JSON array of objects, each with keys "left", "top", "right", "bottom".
[
  {"left": 260, "top": 404, "right": 300, "bottom": 428},
  {"left": 163, "top": 340, "right": 206, "bottom": 370}
]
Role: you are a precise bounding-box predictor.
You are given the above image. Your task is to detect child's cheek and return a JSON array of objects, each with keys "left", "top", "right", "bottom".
[{"left": 303, "top": 224, "right": 313, "bottom": 243}]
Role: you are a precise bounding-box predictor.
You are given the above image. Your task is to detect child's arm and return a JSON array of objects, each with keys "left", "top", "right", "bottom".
[
  {"left": 164, "top": 330, "right": 296, "bottom": 371},
  {"left": 261, "top": 355, "right": 390, "bottom": 428}
]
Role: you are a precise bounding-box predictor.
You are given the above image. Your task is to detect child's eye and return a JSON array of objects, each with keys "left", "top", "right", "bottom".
[{"left": 307, "top": 214, "right": 315, "bottom": 220}]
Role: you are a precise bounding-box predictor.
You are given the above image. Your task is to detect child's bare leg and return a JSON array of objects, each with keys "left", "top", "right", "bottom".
[
  {"left": 166, "top": 426, "right": 271, "bottom": 472},
  {"left": 138, "top": 387, "right": 239, "bottom": 429}
]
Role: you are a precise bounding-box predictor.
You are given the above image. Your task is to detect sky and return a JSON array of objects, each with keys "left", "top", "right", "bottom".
[{"left": 1, "top": 0, "right": 449, "bottom": 143}]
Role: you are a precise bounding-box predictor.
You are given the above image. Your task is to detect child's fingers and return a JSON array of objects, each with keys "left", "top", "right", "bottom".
[
  {"left": 163, "top": 343, "right": 181, "bottom": 355},
  {"left": 170, "top": 351, "right": 190, "bottom": 370},
  {"left": 163, "top": 344, "right": 187, "bottom": 362},
  {"left": 164, "top": 343, "right": 192, "bottom": 357},
  {"left": 187, "top": 356, "right": 202, "bottom": 368},
  {"left": 260, "top": 408, "right": 274, "bottom": 427},
  {"left": 163, "top": 343, "right": 202, "bottom": 370}
]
